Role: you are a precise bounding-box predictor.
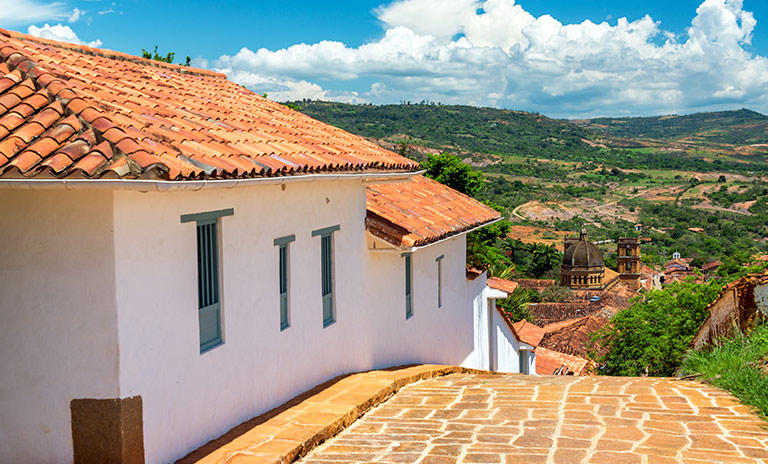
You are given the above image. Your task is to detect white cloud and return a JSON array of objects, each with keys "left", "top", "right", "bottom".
[
  {"left": 0, "top": 0, "right": 70, "bottom": 25},
  {"left": 213, "top": 0, "right": 768, "bottom": 117},
  {"left": 219, "top": 67, "right": 364, "bottom": 104},
  {"left": 27, "top": 23, "right": 103, "bottom": 48},
  {"left": 376, "top": 0, "right": 535, "bottom": 52},
  {"left": 68, "top": 7, "right": 82, "bottom": 23}
]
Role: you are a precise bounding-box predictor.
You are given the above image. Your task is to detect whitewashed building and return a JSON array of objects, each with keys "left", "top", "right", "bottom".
[{"left": 0, "top": 29, "right": 540, "bottom": 463}]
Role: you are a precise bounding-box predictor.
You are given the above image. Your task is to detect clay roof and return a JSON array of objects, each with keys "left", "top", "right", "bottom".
[
  {"left": 702, "top": 260, "right": 722, "bottom": 271},
  {"left": 664, "top": 258, "right": 690, "bottom": 271},
  {"left": 640, "top": 265, "right": 655, "bottom": 275},
  {"left": 511, "top": 319, "right": 545, "bottom": 347},
  {"left": 365, "top": 175, "right": 500, "bottom": 247},
  {"left": 466, "top": 268, "right": 483, "bottom": 281},
  {"left": 0, "top": 29, "right": 418, "bottom": 181},
  {"left": 513, "top": 279, "right": 556, "bottom": 291},
  {"left": 541, "top": 315, "right": 610, "bottom": 358},
  {"left": 535, "top": 347, "right": 590, "bottom": 375},
  {"left": 487, "top": 277, "right": 519, "bottom": 294},
  {"left": 604, "top": 268, "right": 619, "bottom": 281}
]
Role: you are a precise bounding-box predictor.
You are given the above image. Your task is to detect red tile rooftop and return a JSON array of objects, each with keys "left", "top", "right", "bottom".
[
  {"left": 536, "top": 346, "right": 591, "bottom": 375},
  {"left": 487, "top": 276, "right": 519, "bottom": 294},
  {"left": 366, "top": 175, "right": 500, "bottom": 247},
  {"left": 541, "top": 314, "right": 610, "bottom": 359},
  {"left": 0, "top": 29, "right": 419, "bottom": 181},
  {"left": 511, "top": 318, "right": 545, "bottom": 347}
]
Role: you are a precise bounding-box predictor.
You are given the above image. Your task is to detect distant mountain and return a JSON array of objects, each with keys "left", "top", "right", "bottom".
[
  {"left": 286, "top": 100, "right": 601, "bottom": 160},
  {"left": 573, "top": 109, "right": 768, "bottom": 145},
  {"left": 287, "top": 101, "right": 768, "bottom": 174}
]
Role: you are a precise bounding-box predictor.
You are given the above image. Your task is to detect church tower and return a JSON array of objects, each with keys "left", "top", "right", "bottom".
[
  {"left": 617, "top": 237, "right": 641, "bottom": 290},
  {"left": 561, "top": 226, "right": 605, "bottom": 289}
]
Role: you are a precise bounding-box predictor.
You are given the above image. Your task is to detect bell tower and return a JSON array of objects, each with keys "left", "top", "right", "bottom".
[{"left": 617, "top": 237, "right": 641, "bottom": 290}]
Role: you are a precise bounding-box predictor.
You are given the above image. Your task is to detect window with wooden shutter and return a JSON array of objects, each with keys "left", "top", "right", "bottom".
[
  {"left": 312, "top": 225, "right": 340, "bottom": 327},
  {"left": 274, "top": 235, "right": 295, "bottom": 331},
  {"left": 403, "top": 253, "right": 413, "bottom": 319},
  {"left": 181, "top": 208, "right": 233, "bottom": 353},
  {"left": 436, "top": 255, "right": 444, "bottom": 308}
]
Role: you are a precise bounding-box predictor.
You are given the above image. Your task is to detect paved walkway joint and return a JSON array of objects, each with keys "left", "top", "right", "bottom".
[{"left": 301, "top": 373, "right": 768, "bottom": 464}]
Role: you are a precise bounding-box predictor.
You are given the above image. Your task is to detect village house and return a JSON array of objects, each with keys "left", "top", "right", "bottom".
[
  {"left": 663, "top": 253, "right": 699, "bottom": 283},
  {"left": 0, "top": 29, "right": 535, "bottom": 463}
]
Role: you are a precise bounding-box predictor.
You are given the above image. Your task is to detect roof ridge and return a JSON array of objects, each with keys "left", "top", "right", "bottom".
[{"left": 0, "top": 28, "right": 226, "bottom": 80}]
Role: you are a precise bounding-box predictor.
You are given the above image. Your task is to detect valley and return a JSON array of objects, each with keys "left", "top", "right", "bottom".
[{"left": 290, "top": 100, "right": 768, "bottom": 267}]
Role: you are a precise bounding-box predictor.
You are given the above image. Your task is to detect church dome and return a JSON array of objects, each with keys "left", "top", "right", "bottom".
[{"left": 563, "top": 237, "right": 603, "bottom": 268}]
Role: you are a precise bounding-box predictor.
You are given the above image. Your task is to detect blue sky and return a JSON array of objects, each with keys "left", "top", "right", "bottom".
[{"left": 4, "top": 0, "right": 768, "bottom": 118}]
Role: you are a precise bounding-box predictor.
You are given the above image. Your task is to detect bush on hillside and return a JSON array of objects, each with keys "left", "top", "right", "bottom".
[{"left": 594, "top": 278, "right": 724, "bottom": 377}]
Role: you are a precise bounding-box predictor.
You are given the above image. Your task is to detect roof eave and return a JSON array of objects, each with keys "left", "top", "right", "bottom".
[
  {"left": 0, "top": 169, "right": 423, "bottom": 192},
  {"left": 406, "top": 217, "right": 504, "bottom": 252}
]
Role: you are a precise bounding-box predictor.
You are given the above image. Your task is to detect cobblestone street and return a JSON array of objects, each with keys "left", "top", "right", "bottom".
[{"left": 300, "top": 373, "right": 768, "bottom": 464}]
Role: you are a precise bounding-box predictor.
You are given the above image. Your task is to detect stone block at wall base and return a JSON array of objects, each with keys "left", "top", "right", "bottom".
[{"left": 71, "top": 396, "right": 144, "bottom": 464}]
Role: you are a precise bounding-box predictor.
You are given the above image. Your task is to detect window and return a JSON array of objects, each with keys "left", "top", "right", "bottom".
[
  {"left": 274, "top": 235, "right": 295, "bottom": 331},
  {"left": 181, "top": 208, "right": 233, "bottom": 353},
  {"left": 312, "top": 225, "right": 340, "bottom": 327},
  {"left": 403, "top": 253, "right": 413, "bottom": 319},
  {"left": 436, "top": 255, "right": 444, "bottom": 308}
]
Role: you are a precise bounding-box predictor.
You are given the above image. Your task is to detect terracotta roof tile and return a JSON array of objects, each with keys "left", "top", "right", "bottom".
[
  {"left": 487, "top": 277, "right": 519, "bottom": 294},
  {"left": 702, "top": 260, "right": 722, "bottom": 271},
  {"left": 511, "top": 319, "right": 545, "bottom": 347},
  {"left": 71, "top": 151, "right": 106, "bottom": 176},
  {"left": 0, "top": 112, "right": 24, "bottom": 132},
  {"left": 541, "top": 315, "right": 610, "bottom": 358},
  {"left": 0, "top": 28, "right": 420, "bottom": 181},
  {"left": 366, "top": 175, "right": 500, "bottom": 247},
  {"left": 39, "top": 152, "right": 74, "bottom": 174},
  {"left": 54, "top": 139, "right": 90, "bottom": 162},
  {"left": 535, "top": 347, "right": 591, "bottom": 376},
  {"left": 7, "top": 150, "right": 40, "bottom": 172},
  {"left": 0, "top": 135, "right": 25, "bottom": 157}
]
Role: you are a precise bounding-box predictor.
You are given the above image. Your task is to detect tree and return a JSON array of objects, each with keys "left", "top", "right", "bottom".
[
  {"left": 142, "top": 45, "right": 174, "bottom": 63},
  {"left": 497, "top": 288, "right": 535, "bottom": 323},
  {"left": 527, "top": 242, "right": 561, "bottom": 278},
  {"left": 593, "top": 278, "right": 724, "bottom": 377},
  {"left": 422, "top": 153, "right": 484, "bottom": 197},
  {"left": 466, "top": 200, "right": 511, "bottom": 272}
]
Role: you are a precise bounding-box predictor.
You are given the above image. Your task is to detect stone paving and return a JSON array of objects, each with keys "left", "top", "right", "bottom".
[
  {"left": 178, "top": 365, "right": 485, "bottom": 464},
  {"left": 300, "top": 373, "right": 768, "bottom": 464}
]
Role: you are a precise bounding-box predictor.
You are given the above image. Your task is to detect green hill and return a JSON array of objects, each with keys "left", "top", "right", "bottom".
[
  {"left": 285, "top": 100, "right": 768, "bottom": 265},
  {"left": 287, "top": 101, "right": 768, "bottom": 174},
  {"left": 286, "top": 100, "right": 600, "bottom": 160},
  {"left": 575, "top": 109, "right": 768, "bottom": 145}
]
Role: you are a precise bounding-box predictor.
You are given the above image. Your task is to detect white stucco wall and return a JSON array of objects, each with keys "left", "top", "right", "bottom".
[
  {"left": 0, "top": 189, "right": 119, "bottom": 463},
  {"left": 491, "top": 306, "right": 522, "bottom": 373},
  {"left": 110, "top": 180, "right": 489, "bottom": 463},
  {"left": 460, "top": 280, "right": 494, "bottom": 370},
  {"left": 112, "top": 180, "right": 370, "bottom": 463},
  {"left": 363, "top": 235, "right": 478, "bottom": 369},
  {"left": 0, "top": 178, "right": 492, "bottom": 463},
  {"left": 527, "top": 349, "right": 537, "bottom": 375}
]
